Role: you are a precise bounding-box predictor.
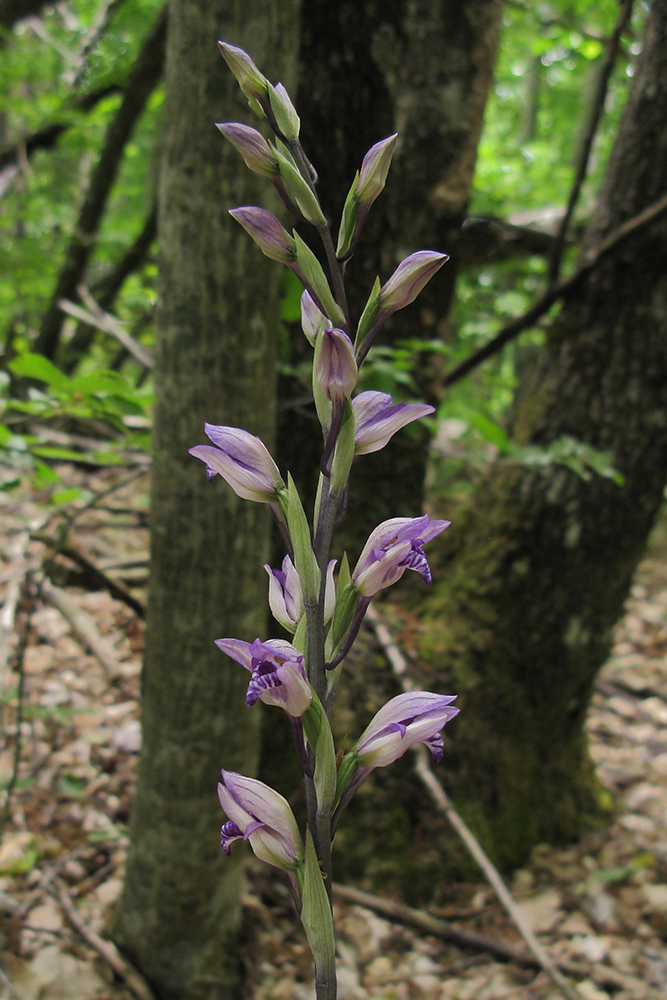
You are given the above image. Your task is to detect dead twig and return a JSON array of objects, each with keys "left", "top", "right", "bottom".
[
  {"left": 49, "top": 878, "right": 156, "bottom": 1000},
  {"left": 31, "top": 531, "right": 145, "bottom": 618},
  {"left": 0, "top": 574, "right": 39, "bottom": 841},
  {"left": 364, "top": 604, "right": 581, "bottom": 1000},
  {"left": 59, "top": 288, "right": 154, "bottom": 370},
  {"left": 41, "top": 580, "right": 127, "bottom": 680}
]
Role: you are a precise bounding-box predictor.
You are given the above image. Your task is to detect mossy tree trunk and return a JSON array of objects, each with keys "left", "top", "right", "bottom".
[
  {"left": 416, "top": 0, "right": 667, "bottom": 871},
  {"left": 112, "top": 4, "right": 299, "bottom": 998},
  {"left": 278, "top": 0, "right": 502, "bottom": 553}
]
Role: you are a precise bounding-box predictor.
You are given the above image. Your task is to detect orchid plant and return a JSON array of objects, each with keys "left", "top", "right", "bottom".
[{"left": 190, "top": 41, "right": 459, "bottom": 1000}]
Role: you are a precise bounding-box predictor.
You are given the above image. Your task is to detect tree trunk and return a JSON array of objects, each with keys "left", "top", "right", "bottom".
[
  {"left": 111, "top": 4, "right": 299, "bottom": 998},
  {"left": 415, "top": 0, "right": 667, "bottom": 871},
  {"left": 278, "top": 0, "right": 502, "bottom": 553}
]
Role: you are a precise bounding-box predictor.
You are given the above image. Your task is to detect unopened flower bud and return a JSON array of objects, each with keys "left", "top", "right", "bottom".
[
  {"left": 356, "top": 134, "right": 398, "bottom": 208},
  {"left": 229, "top": 207, "right": 296, "bottom": 264},
  {"left": 218, "top": 41, "right": 270, "bottom": 103},
  {"left": 216, "top": 123, "right": 278, "bottom": 177},
  {"left": 378, "top": 251, "right": 449, "bottom": 314},
  {"left": 315, "top": 329, "right": 357, "bottom": 404},
  {"left": 269, "top": 82, "right": 300, "bottom": 141}
]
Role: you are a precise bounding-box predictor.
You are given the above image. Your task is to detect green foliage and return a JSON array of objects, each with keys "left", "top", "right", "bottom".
[
  {"left": 0, "top": 0, "right": 163, "bottom": 345},
  {"left": 1, "top": 349, "right": 151, "bottom": 494}
]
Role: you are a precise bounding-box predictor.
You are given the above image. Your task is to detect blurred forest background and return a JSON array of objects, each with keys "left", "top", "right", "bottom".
[{"left": 2, "top": 0, "right": 667, "bottom": 998}]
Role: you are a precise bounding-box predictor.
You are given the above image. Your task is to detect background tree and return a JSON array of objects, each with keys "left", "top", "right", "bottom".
[
  {"left": 412, "top": 0, "right": 667, "bottom": 870},
  {"left": 110, "top": 3, "right": 299, "bottom": 999}
]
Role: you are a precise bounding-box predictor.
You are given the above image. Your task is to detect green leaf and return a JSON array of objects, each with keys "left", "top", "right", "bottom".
[
  {"left": 9, "top": 352, "right": 67, "bottom": 387},
  {"left": 300, "top": 829, "right": 336, "bottom": 990},
  {"left": 286, "top": 474, "right": 320, "bottom": 603}
]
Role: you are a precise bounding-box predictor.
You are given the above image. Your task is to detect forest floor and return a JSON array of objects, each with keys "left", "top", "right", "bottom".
[{"left": 0, "top": 465, "right": 666, "bottom": 1000}]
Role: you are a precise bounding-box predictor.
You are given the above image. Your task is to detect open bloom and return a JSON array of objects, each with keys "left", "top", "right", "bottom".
[
  {"left": 352, "top": 391, "right": 434, "bottom": 455},
  {"left": 353, "top": 514, "right": 450, "bottom": 597},
  {"left": 216, "top": 637, "right": 312, "bottom": 716},
  {"left": 189, "top": 424, "right": 284, "bottom": 503},
  {"left": 218, "top": 770, "right": 303, "bottom": 871},
  {"left": 355, "top": 692, "right": 459, "bottom": 768},
  {"left": 264, "top": 555, "right": 336, "bottom": 632}
]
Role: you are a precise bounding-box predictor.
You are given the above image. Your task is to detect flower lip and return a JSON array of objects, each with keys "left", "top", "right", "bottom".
[{"left": 216, "top": 637, "right": 312, "bottom": 717}]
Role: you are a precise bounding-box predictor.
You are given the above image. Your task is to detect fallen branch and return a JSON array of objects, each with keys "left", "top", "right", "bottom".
[
  {"left": 332, "top": 883, "right": 530, "bottom": 963},
  {"left": 333, "top": 882, "right": 662, "bottom": 999},
  {"left": 365, "top": 604, "right": 581, "bottom": 1000},
  {"left": 50, "top": 878, "right": 156, "bottom": 1000},
  {"left": 31, "top": 530, "right": 145, "bottom": 618},
  {"left": 41, "top": 580, "right": 127, "bottom": 680}
]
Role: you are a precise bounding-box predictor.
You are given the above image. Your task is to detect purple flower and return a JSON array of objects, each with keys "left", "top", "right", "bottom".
[
  {"left": 215, "top": 637, "right": 312, "bottom": 717},
  {"left": 355, "top": 691, "right": 459, "bottom": 768},
  {"left": 356, "top": 134, "right": 398, "bottom": 209},
  {"left": 264, "top": 555, "right": 336, "bottom": 633},
  {"left": 218, "top": 42, "right": 269, "bottom": 102},
  {"left": 352, "top": 391, "right": 434, "bottom": 455},
  {"left": 300, "top": 290, "right": 328, "bottom": 346},
  {"left": 216, "top": 123, "right": 278, "bottom": 177},
  {"left": 315, "top": 329, "right": 358, "bottom": 403},
  {"left": 189, "top": 424, "right": 284, "bottom": 503},
  {"left": 379, "top": 251, "right": 449, "bottom": 315},
  {"left": 218, "top": 770, "right": 303, "bottom": 871},
  {"left": 353, "top": 514, "right": 450, "bottom": 597},
  {"left": 229, "top": 206, "right": 296, "bottom": 264}
]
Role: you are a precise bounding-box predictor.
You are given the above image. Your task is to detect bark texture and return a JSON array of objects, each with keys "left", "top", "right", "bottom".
[
  {"left": 415, "top": 0, "right": 667, "bottom": 870},
  {"left": 278, "top": 0, "right": 502, "bottom": 553},
  {"left": 112, "top": 4, "right": 299, "bottom": 998}
]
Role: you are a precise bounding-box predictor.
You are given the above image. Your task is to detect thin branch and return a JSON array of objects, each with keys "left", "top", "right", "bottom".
[
  {"left": 41, "top": 580, "right": 128, "bottom": 680},
  {"left": 59, "top": 287, "right": 154, "bottom": 370},
  {"left": 49, "top": 878, "right": 156, "bottom": 1000},
  {"left": 548, "top": 0, "right": 635, "bottom": 282},
  {"left": 62, "top": 202, "right": 157, "bottom": 371},
  {"left": 34, "top": 4, "right": 167, "bottom": 360},
  {"left": 443, "top": 189, "right": 667, "bottom": 388},
  {"left": 332, "top": 882, "right": 666, "bottom": 999},
  {"left": 30, "top": 530, "right": 145, "bottom": 617},
  {"left": 364, "top": 604, "right": 582, "bottom": 1000},
  {"left": 0, "top": 573, "right": 38, "bottom": 841}
]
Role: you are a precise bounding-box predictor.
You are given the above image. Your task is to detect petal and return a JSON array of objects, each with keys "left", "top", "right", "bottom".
[{"left": 215, "top": 638, "right": 253, "bottom": 671}]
